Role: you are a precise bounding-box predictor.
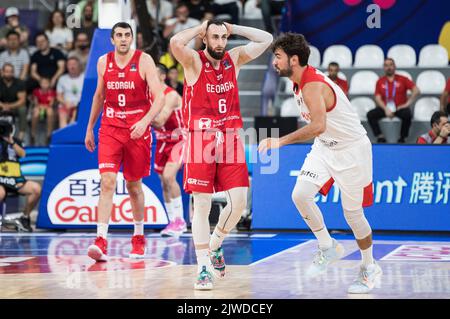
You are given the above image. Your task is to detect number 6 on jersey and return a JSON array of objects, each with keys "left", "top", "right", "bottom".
[{"left": 219, "top": 98, "right": 227, "bottom": 114}]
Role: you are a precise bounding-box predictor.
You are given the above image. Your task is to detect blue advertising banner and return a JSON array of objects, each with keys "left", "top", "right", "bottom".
[{"left": 252, "top": 144, "right": 450, "bottom": 231}]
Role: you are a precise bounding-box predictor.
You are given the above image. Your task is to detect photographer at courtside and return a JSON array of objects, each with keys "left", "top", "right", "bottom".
[{"left": 0, "top": 121, "right": 41, "bottom": 232}]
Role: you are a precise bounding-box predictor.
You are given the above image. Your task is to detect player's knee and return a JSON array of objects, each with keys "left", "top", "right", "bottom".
[
  {"left": 161, "top": 172, "right": 176, "bottom": 187},
  {"left": 32, "top": 183, "right": 42, "bottom": 197},
  {"left": 101, "top": 175, "right": 117, "bottom": 194},
  {"left": 291, "top": 184, "right": 314, "bottom": 206},
  {"left": 126, "top": 182, "right": 143, "bottom": 197},
  {"left": 343, "top": 208, "right": 372, "bottom": 239}
]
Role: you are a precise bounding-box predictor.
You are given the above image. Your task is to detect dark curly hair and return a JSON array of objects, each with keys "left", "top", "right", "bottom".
[{"left": 272, "top": 33, "right": 310, "bottom": 67}]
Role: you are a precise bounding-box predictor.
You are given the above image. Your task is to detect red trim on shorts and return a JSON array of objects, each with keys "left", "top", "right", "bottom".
[
  {"left": 319, "top": 178, "right": 334, "bottom": 196},
  {"left": 362, "top": 182, "right": 374, "bottom": 207}
]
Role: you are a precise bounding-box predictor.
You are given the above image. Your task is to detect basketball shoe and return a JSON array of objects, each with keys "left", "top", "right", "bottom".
[
  {"left": 160, "top": 218, "right": 187, "bottom": 237},
  {"left": 88, "top": 237, "right": 108, "bottom": 262},
  {"left": 348, "top": 262, "right": 383, "bottom": 294},
  {"left": 306, "top": 239, "right": 345, "bottom": 277},
  {"left": 129, "top": 235, "right": 146, "bottom": 259},
  {"left": 210, "top": 247, "right": 226, "bottom": 278},
  {"left": 194, "top": 265, "right": 214, "bottom": 290}
]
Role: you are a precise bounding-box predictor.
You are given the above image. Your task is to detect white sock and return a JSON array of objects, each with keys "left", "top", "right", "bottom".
[
  {"left": 314, "top": 228, "right": 333, "bottom": 249},
  {"left": 361, "top": 246, "right": 374, "bottom": 267},
  {"left": 210, "top": 228, "right": 226, "bottom": 251},
  {"left": 134, "top": 220, "right": 144, "bottom": 236},
  {"left": 97, "top": 223, "right": 109, "bottom": 239},
  {"left": 164, "top": 201, "right": 173, "bottom": 222},
  {"left": 195, "top": 248, "right": 210, "bottom": 273},
  {"left": 172, "top": 196, "right": 184, "bottom": 220}
]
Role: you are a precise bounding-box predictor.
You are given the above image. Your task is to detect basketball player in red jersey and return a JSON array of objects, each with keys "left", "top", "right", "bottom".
[
  {"left": 152, "top": 64, "right": 187, "bottom": 237},
  {"left": 84, "top": 22, "right": 165, "bottom": 261},
  {"left": 170, "top": 20, "right": 272, "bottom": 290},
  {"left": 259, "top": 33, "right": 382, "bottom": 294}
]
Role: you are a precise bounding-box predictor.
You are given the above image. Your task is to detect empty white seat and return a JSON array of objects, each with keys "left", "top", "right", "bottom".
[
  {"left": 387, "top": 44, "right": 416, "bottom": 67},
  {"left": 418, "top": 44, "right": 449, "bottom": 67},
  {"left": 308, "top": 45, "right": 321, "bottom": 68},
  {"left": 354, "top": 45, "right": 384, "bottom": 68},
  {"left": 349, "top": 71, "right": 379, "bottom": 94},
  {"left": 413, "top": 97, "right": 440, "bottom": 121},
  {"left": 321, "top": 45, "right": 352, "bottom": 68},
  {"left": 243, "top": 0, "right": 262, "bottom": 19},
  {"left": 280, "top": 97, "right": 299, "bottom": 117},
  {"left": 350, "top": 97, "right": 376, "bottom": 121},
  {"left": 395, "top": 70, "right": 413, "bottom": 81},
  {"left": 416, "top": 70, "right": 446, "bottom": 94}
]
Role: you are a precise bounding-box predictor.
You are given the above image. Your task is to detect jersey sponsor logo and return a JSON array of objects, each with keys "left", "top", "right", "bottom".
[
  {"left": 206, "top": 81, "right": 235, "bottom": 94},
  {"left": 106, "top": 81, "right": 136, "bottom": 90},
  {"left": 99, "top": 163, "right": 115, "bottom": 169},
  {"left": 318, "top": 138, "right": 339, "bottom": 148},
  {"left": 299, "top": 170, "right": 319, "bottom": 179},
  {"left": 187, "top": 178, "right": 209, "bottom": 187},
  {"left": 198, "top": 118, "right": 212, "bottom": 129}
]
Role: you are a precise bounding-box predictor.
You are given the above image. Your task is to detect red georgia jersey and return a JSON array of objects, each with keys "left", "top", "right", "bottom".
[
  {"left": 154, "top": 86, "right": 184, "bottom": 142},
  {"left": 182, "top": 50, "right": 242, "bottom": 131},
  {"left": 101, "top": 50, "right": 151, "bottom": 128}
]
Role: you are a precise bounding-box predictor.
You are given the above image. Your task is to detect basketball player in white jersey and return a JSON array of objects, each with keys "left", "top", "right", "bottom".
[{"left": 258, "top": 33, "right": 382, "bottom": 294}]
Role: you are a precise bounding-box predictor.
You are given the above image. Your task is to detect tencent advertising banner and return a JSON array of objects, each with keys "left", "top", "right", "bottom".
[
  {"left": 252, "top": 144, "right": 450, "bottom": 231},
  {"left": 37, "top": 144, "right": 187, "bottom": 229}
]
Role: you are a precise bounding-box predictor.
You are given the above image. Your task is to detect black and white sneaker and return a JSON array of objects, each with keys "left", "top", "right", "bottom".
[{"left": 17, "top": 216, "right": 33, "bottom": 232}]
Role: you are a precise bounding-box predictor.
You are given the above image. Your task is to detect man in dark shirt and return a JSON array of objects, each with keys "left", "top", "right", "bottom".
[
  {"left": 0, "top": 63, "right": 27, "bottom": 140},
  {"left": 30, "top": 33, "right": 66, "bottom": 90}
]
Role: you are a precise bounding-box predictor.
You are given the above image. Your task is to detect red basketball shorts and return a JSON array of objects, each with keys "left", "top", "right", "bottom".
[
  {"left": 154, "top": 139, "right": 185, "bottom": 175},
  {"left": 98, "top": 125, "right": 152, "bottom": 181},
  {"left": 183, "top": 129, "right": 249, "bottom": 194}
]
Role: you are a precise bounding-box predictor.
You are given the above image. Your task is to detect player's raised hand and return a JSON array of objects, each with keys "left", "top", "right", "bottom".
[
  {"left": 199, "top": 20, "right": 209, "bottom": 39},
  {"left": 258, "top": 137, "right": 281, "bottom": 154},
  {"left": 85, "top": 129, "right": 96, "bottom": 152},
  {"left": 130, "top": 118, "right": 149, "bottom": 139},
  {"left": 224, "top": 22, "right": 233, "bottom": 37}
]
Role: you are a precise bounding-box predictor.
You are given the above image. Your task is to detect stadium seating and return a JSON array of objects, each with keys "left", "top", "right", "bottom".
[
  {"left": 387, "top": 44, "right": 416, "bottom": 67},
  {"left": 308, "top": 45, "right": 321, "bottom": 68},
  {"left": 413, "top": 97, "right": 441, "bottom": 121},
  {"left": 416, "top": 70, "right": 446, "bottom": 94},
  {"left": 418, "top": 44, "right": 449, "bottom": 67},
  {"left": 321, "top": 45, "right": 352, "bottom": 68},
  {"left": 354, "top": 45, "right": 384, "bottom": 68},
  {"left": 349, "top": 71, "right": 379, "bottom": 94}
]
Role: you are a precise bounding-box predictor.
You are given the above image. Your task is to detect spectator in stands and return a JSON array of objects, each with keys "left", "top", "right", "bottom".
[
  {"left": 417, "top": 111, "right": 449, "bottom": 144},
  {"left": 68, "top": 32, "right": 90, "bottom": 71},
  {"left": 440, "top": 77, "right": 450, "bottom": 115},
  {"left": 166, "top": 66, "right": 184, "bottom": 96},
  {"left": 74, "top": 0, "right": 98, "bottom": 24},
  {"left": 0, "top": 120, "right": 41, "bottom": 232},
  {"left": 73, "top": 1, "right": 98, "bottom": 43},
  {"left": 0, "top": 30, "right": 29, "bottom": 81},
  {"left": 257, "top": 0, "right": 285, "bottom": 35},
  {"left": 0, "top": 63, "right": 27, "bottom": 140},
  {"left": 367, "top": 58, "right": 420, "bottom": 143},
  {"left": 146, "top": 0, "right": 174, "bottom": 27},
  {"left": 57, "top": 57, "right": 84, "bottom": 129},
  {"left": 210, "top": 0, "right": 239, "bottom": 25},
  {"left": 45, "top": 10, "right": 74, "bottom": 53},
  {"left": 31, "top": 77, "right": 56, "bottom": 145},
  {"left": 187, "top": 0, "right": 213, "bottom": 21},
  {"left": 160, "top": 46, "right": 185, "bottom": 82},
  {"left": 327, "top": 62, "right": 348, "bottom": 96},
  {"left": 163, "top": 3, "right": 201, "bottom": 49},
  {"left": 30, "top": 33, "right": 66, "bottom": 90},
  {"left": 0, "top": 7, "right": 30, "bottom": 50}
]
